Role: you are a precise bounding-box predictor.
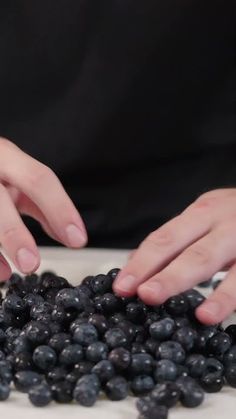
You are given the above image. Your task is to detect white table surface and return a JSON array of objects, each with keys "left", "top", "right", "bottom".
[{"left": 1, "top": 247, "right": 236, "bottom": 419}]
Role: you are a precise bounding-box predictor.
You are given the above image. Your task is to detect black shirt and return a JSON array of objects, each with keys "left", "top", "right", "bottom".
[{"left": 0, "top": 1, "right": 235, "bottom": 248}]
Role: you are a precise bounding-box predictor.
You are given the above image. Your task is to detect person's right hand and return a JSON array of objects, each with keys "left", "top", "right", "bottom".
[{"left": 0, "top": 137, "right": 87, "bottom": 281}]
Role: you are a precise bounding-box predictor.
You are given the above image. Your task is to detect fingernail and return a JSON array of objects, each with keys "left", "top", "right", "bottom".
[
  {"left": 200, "top": 301, "right": 221, "bottom": 316},
  {"left": 16, "top": 248, "right": 38, "bottom": 273},
  {"left": 141, "top": 281, "right": 163, "bottom": 294},
  {"left": 66, "top": 224, "right": 87, "bottom": 247},
  {"left": 115, "top": 274, "right": 137, "bottom": 293}
]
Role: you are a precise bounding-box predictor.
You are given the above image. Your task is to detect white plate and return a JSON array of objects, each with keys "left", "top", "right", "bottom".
[{"left": 1, "top": 247, "right": 236, "bottom": 419}]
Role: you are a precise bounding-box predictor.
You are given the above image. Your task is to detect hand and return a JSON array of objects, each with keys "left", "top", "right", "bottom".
[
  {"left": 0, "top": 137, "right": 87, "bottom": 280},
  {"left": 113, "top": 189, "right": 236, "bottom": 325}
]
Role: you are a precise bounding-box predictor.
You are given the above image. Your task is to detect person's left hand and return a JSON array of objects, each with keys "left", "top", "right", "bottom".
[{"left": 113, "top": 188, "right": 236, "bottom": 325}]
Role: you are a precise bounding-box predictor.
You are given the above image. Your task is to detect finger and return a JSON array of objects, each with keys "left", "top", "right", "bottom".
[
  {"left": 196, "top": 262, "right": 236, "bottom": 324},
  {"left": 137, "top": 225, "right": 236, "bottom": 305},
  {"left": 0, "top": 140, "right": 87, "bottom": 248},
  {"left": 0, "top": 183, "right": 40, "bottom": 274},
  {"left": 128, "top": 249, "right": 137, "bottom": 260},
  {"left": 113, "top": 210, "right": 212, "bottom": 296},
  {"left": 6, "top": 186, "right": 61, "bottom": 243},
  {"left": 0, "top": 252, "right": 12, "bottom": 282},
  {"left": 16, "top": 192, "right": 63, "bottom": 243}
]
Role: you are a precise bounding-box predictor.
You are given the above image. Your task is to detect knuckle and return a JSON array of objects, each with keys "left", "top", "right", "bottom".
[
  {"left": 184, "top": 244, "right": 211, "bottom": 265},
  {"left": 145, "top": 227, "right": 175, "bottom": 248},
  {"left": 2, "top": 226, "right": 20, "bottom": 242},
  {"left": 0, "top": 137, "right": 13, "bottom": 150},
  {"left": 192, "top": 195, "right": 218, "bottom": 210},
  {"left": 213, "top": 289, "right": 236, "bottom": 307},
  {"left": 27, "top": 164, "right": 55, "bottom": 189}
]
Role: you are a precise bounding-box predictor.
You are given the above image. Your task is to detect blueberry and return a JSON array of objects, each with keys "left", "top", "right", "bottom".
[
  {"left": 47, "top": 366, "right": 67, "bottom": 384},
  {"left": 133, "top": 324, "right": 147, "bottom": 343},
  {"left": 0, "top": 360, "right": 12, "bottom": 383},
  {"left": 73, "top": 382, "right": 98, "bottom": 406},
  {"left": 75, "top": 373, "right": 101, "bottom": 393},
  {"left": 92, "top": 360, "right": 115, "bottom": 383},
  {"left": 165, "top": 294, "right": 189, "bottom": 316},
  {"left": 195, "top": 326, "right": 218, "bottom": 351},
  {"left": 59, "top": 344, "right": 83, "bottom": 365},
  {"left": 91, "top": 274, "right": 113, "bottom": 294},
  {"left": 14, "top": 370, "right": 42, "bottom": 392},
  {"left": 105, "top": 376, "right": 128, "bottom": 401},
  {"left": 69, "top": 318, "right": 87, "bottom": 334},
  {"left": 0, "top": 329, "right": 7, "bottom": 344},
  {"left": 5, "top": 326, "right": 21, "bottom": 340},
  {"left": 0, "top": 382, "right": 10, "bottom": 401},
  {"left": 30, "top": 302, "right": 52, "bottom": 320},
  {"left": 144, "top": 338, "right": 160, "bottom": 356},
  {"left": 76, "top": 284, "right": 93, "bottom": 299},
  {"left": 3, "top": 294, "right": 25, "bottom": 313},
  {"left": 177, "top": 376, "right": 204, "bottom": 408},
  {"left": 109, "top": 312, "right": 126, "bottom": 326},
  {"left": 88, "top": 314, "right": 109, "bottom": 335},
  {"left": 212, "top": 279, "right": 222, "bottom": 290},
  {"left": 86, "top": 342, "right": 108, "bottom": 363},
  {"left": 205, "top": 358, "right": 224, "bottom": 375},
  {"left": 225, "top": 325, "right": 236, "bottom": 344},
  {"left": 8, "top": 273, "right": 23, "bottom": 287},
  {"left": 151, "top": 382, "right": 180, "bottom": 408},
  {"left": 225, "top": 364, "right": 236, "bottom": 388},
  {"left": 118, "top": 320, "right": 136, "bottom": 342},
  {"left": 73, "top": 374, "right": 100, "bottom": 406},
  {"left": 0, "top": 350, "right": 5, "bottom": 361},
  {"left": 200, "top": 372, "right": 224, "bottom": 392},
  {"left": 130, "top": 353, "right": 154, "bottom": 376},
  {"left": 73, "top": 323, "right": 98, "bottom": 346},
  {"left": 108, "top": 347, "right": 131, "bottom": 370},
  {"left": 176, "top": 364, "right": 189, "bottom": 378},
  {"left": 51, "top": 381, "right": 73, "bottom": 403},
  {"left": 66, "top": 361, "right": 94, "bottom": 383},
  {"left": 28, "top": 383, "right": 52, "bottom": 407},
  {"left": 104, "top": 328, "right": 128, "bottom": 349},
  {"left": 136, "top": 397, "right": 168, "bottom": 419},
  {"left": 131, "top": 343, "right": 147, "bottom": 354},
  {"left": 107, "top": 268, "right": 120, "bottom": 280},
  {"left": 97, "top": 293, "right": 121, "bottom": 314},
  {"left": 49, "top": 333, "right": 71, "bottom": 353},
  {"left": 13, "top": 352, "right": 33, "bottom": 371},
  {"left": 223, "top": 345, "right": 236, "bottom": 366},
  {"left": 130, "top": 375, "right": 155, "bottom": 396},
  {"left": 33, "top": 345, "right": 57, "bottom": 371},
  {"left": 175, "top": 317, "right": 190, "bottom": 329},
  {"left": 185, "top": 354, "right": 207, "bottom": 378},
  {"left": 41, "top": 273, "right": 67, "bottom": 290},
  {"left": 12, "top": 335, "right": 32, "bottom": 354},
  {"left": 55, "top": 288, "right": 82, "bottom": 311},
  {"left": 81, "top": 275, "right": 94, "bottom": 288},
  {"left": 51, "top": 305, "right": 66, "bottom": 323},
  {"left": 126, "top": 302, "right": 147, "bottom": 324},
  {"left": 44, "top": 288, "right": 59, "bottom": 304},
  {"left": 206, "top": 332, "right": 232, "bottom": 357},
  {"left": 172, "top": 327, "right": 197, "bottom": 351},
  {"left": 154, "top": 360, "right": 178, "bottom": 383},
  {"left": 156, "top": 341, "right": 186, "bottom": 364},
  {"left": 25, "top": 321, "right": 51, "bottom": 345},
  {"left": 149, "top": 318, "right": 175, "bottom": 341},
  {"left": 198, "top": 278, "right": 213, "bottom": 288},
  {"left": 184, "top": 289, "right": 205, "bottom": 310}
]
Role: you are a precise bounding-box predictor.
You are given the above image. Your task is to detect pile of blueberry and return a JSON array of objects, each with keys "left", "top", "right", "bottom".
[{"left": 0, "top": 269, "right": 236, "bottom": 419}]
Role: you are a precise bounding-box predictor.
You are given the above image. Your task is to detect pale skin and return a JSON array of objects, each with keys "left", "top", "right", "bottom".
[{"left": 0, "top": 138, "right": 235, "bottom": 326}]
